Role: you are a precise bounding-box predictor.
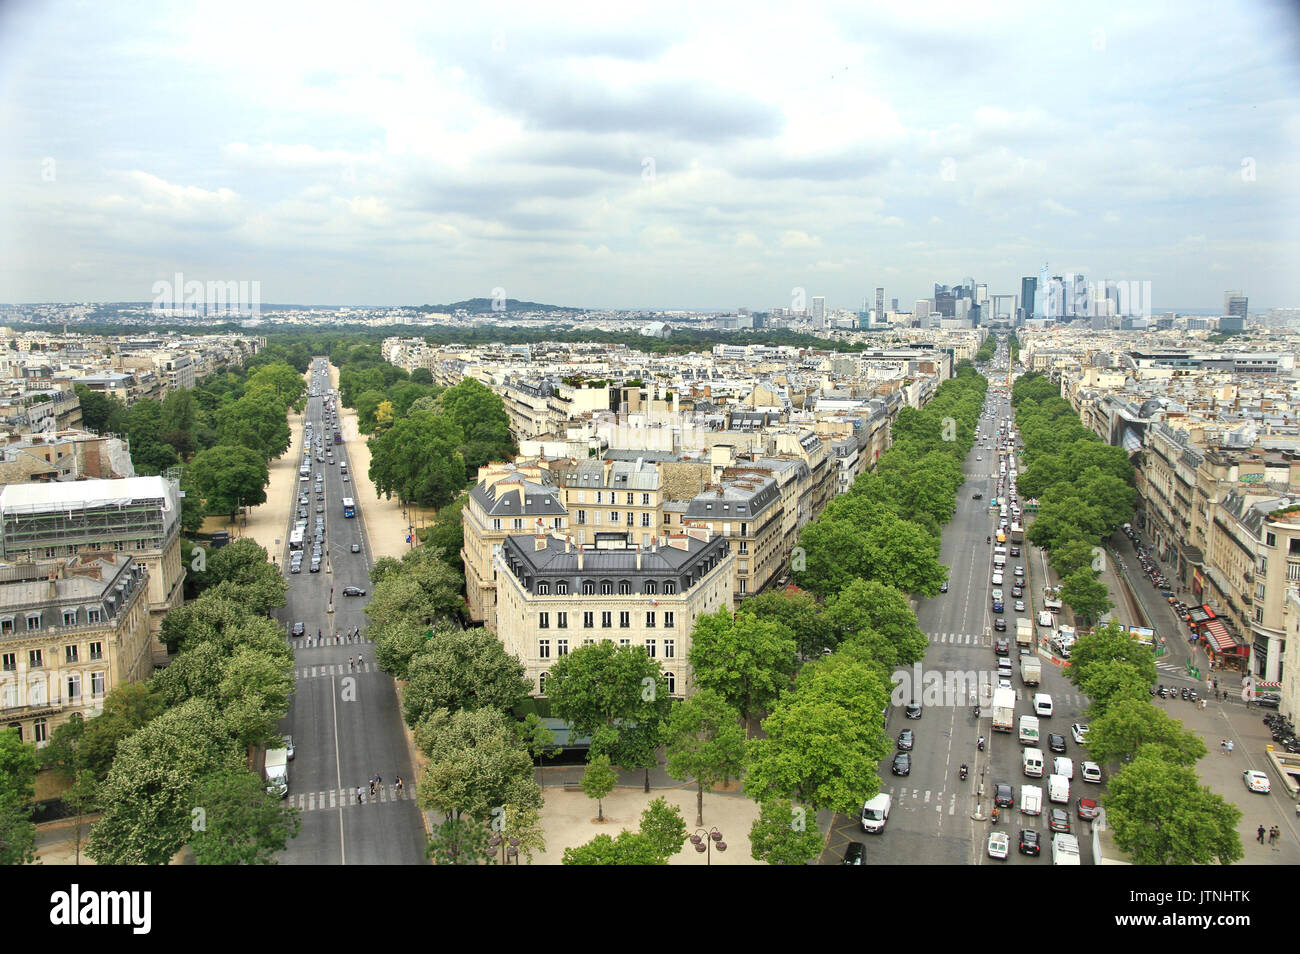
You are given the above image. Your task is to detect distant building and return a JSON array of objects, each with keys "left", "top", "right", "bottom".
[
  {"left": 640, "top": 321, "right": 671, "bottom": 338},
  {"left": 811, "top": 297, "right": 826, "bottom": 330},
  {"left": 1021, "top": 277, "right": 1037, "bottom": 318},
  {"left": 1225, "top": 291, "right": 1248, "bottom": 320}
]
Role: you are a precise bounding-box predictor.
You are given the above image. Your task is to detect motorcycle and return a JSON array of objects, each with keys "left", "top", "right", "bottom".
[
  {"left": 973, "top": 705, "right": 981, "bottom": 718},
  {"left": 990, "top": 806, "right": 1000, "bottom": 824},
  {"left": 978, "top": 737, "right": 986, "bottom": 752},
  {"left": 1180, "top": 687, "right": 1190, "bottom": 700},
  {"left": 959, "top": 764, "right": 969, "bottom": 781}
]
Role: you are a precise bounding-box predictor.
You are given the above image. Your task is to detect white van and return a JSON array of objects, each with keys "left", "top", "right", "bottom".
[
  {"left": 1020, "top": 784, "right": 1042, "bottom": 815},
  {"left": 861, "top": 793, "right": 892, "bottom": 833},
  {"left": 1033, "top": 693, "right": 1053, "bottom": 717},
  {"left": 1053, "top": 756, "right": 1074, "bottom": 780},
  {"left": 1018, "top": 714, "right": 1040, "bottom": 745},
  {"left": 1048, "top": 774, "right": 1069, "bottom": 804},
  {"left": 1038, "top": 610, "right": 1054, "bottom": 628},
  {"left": 1052, "top": 832, "right": 1081, "bottom": 865},
  {"left": 992, "top": 572, "right": 1004, "bottom": 586},
  {"left": 1022, "top": 747, "right": 1044, "bottom": 777}
]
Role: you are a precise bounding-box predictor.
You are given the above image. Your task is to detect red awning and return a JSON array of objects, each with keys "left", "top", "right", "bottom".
[{"left": 1204, "top": 620, "right": 1237, "bottom": 652}]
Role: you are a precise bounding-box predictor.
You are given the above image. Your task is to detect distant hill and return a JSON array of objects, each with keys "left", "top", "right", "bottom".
[{"left": 417, "top": 298, "right": 585, "bottom": 315}]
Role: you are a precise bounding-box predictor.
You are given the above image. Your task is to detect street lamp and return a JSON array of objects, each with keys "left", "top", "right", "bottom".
[
  {"left": 690, "top": 827, "right": 726, "bottom": 864},
  {"left": 488, "top": 833, "right": 520, "bottom": 865}
]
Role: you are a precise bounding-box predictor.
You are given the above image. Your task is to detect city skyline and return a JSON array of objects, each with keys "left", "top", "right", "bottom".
[{"left": 1, "top": 0, "right": 1298, "bottom": 310}]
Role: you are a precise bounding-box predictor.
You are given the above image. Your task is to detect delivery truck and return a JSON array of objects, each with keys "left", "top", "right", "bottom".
[
  {"left": 264, "top": 747, "right": 289, "bottom": 798},
  {"left": 1021, "top": 656, "right": 1041, "bottom": 686},
  {"left": 1016, "top": 618, "right": 1033, "bottom": 649},
  {"left": 992, "top": 687, "right": 1017, "bottom": 733},
  {"left": 1010, "top": 522, "right": 1024, "bottom": 544}
]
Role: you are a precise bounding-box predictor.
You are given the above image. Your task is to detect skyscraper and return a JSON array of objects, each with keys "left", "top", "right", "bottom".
[
  {"left": 811, "top": 296, "right": 826, "bottom": 329},
  {"left": 1225, "top": 290, "right": 1248, "bottom": 319},
  {"left": 1020, "top": 277, "right": 1037, "bottom": 318},
  {"left": 891, "top": 297, "right": 899, "bottom": 312},
  {"left": 875, "top": 287, "right": 884, "bottom": 322}
]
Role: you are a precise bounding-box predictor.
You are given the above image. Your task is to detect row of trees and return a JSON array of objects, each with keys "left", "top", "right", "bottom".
[
  {"left": 1064, "top": 622, "right": 1242, "bottom": 864},
  {"left": 1012, "top": 373, "right": 1137, "bottom": 622},
  {"left": 27, "top": 541, "right": 298, "bottom": 864}
]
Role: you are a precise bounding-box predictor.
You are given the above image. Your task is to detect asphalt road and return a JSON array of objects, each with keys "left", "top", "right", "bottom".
[
  {"left": 825, "top": 351, "right": 1102, "bottom": 865},
  {"left": 273, "top": 359, "right": 427, "bottom": 865}
]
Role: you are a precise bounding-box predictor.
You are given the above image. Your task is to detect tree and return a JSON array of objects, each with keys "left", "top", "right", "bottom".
[
  {"left": 368, "top": 411, "right": 467, "bottom": 508},
  {"left": 364, "top": 552, "right": 465, "bottom": 630},
  {"left": 688, "top": 608, "right": 796, "bottom": 727},
  {"left": 638, "top": 796, "right": 688, "bottom": 863},
  {"left": 41, "top": 713, "right": 99, "bottom": 864},
  {"left": 187, "top": 768, "right": 301, "bottom": 865},
  {"left": 546, "top": 641, "right": 671, "bottom": 791},
  {"left": 1059, "top": 567, "right": 1112, "bottom": 623},
  {"left": 1105, "top": 749, "right": 1242, "bottom": 865},
  {"left": 749, "top": 797, "right": 824, "bottom": 865},
  {"left": 246, "top": 362, "right": 306, "bottom": 408},
  {"left": 581, "top": 754, "right": 618, "bottom": 822},
  {"left": 1085, "top": 697, "right": 1207, "bottom": 768},
  {"left": 1072, "top": 659, "right": 1152, "bottom": 717},
  {"left": 498, "top": 803, "right": 547, "bottom": 864},
  {"left": 217, "top": 389, "right": 292, "bottom": 460},
  {"left": 74, "top": 384, "right": 128, "bottom": 435},
  {"left": 1066, "top": 621, "right": 1158, "bottom": 688},
  {"left": 189, "top": 445, "right": 270, "bottom": 518},
  {"left": 823, "top": 579, "right": 928, "bottom": 669},
  {"left": 736, "top": 589, "right": 833, "bottom": 658},
  {"left": 0, "top": 731, "right": 39, "bottom": 866},
  {"left": 664, "top": 689, "right": 746, "bottom": 825},
  {"left": 419, "top": 497, "right": 466, "bottom": 569},
  {"left": 401, "top": 627, "right": 530, "bottom": 726},
  {"left": 410, "top": 367, "right": 434, "bottom": 385},
  {"left": 190, "top": 538, "right": 287, "bottom": 613},
  {"left": 77, "top": 683, "right": 166, "bottom": 783},
  {"left": 562, "top": 830, "right": 663, "bottom": 866},
  {"left": 426, "top": 816, "right": 494, "bottom": 866},
  {"left": 413, "top": 708, "right": 541, "bottom": 823},
  {"left": 372, "top": 618, "right": 443, "bottom": 681}
]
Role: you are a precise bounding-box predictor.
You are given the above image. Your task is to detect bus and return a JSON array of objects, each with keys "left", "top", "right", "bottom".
[
  {"left": 342, "top": 497, "right": 356, "bottom": 518},
  {"left": 333, "top": 432, "right": 342, "bottom": 445},
  {"left": 289, "top": 528, "right": 305, "bottom": 551}
]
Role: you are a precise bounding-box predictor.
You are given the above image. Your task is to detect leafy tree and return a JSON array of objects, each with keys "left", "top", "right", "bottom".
[
  {"left": 189, "top": 445, "right": 270, "bottom": 518},
  {"left": 664, "top": 689, "right": 746, "bottom": 825},
  {"left": 369, "top": 556, "right": 405, "bottom": 586},
  {"left": 413, "top": 708, "right": 542, "bottom": 823},
  {"left": 188, "top": 767, "right": 301, "bottom": 865},
  {"left": 1085, "top": 697, "right": 1207, "bottom": 768},
  {"left": 638, "top": 796, "right": 688, "bottom": 862},
  {"left": 410, "top": 367, "right": 434, "bottom": 385},
  {"left": 74, "top": 384, "right": 128, "bottom": 435},
  {"left": 245, "top": 361, "right": 306, "bottom": 408},
  {"left": 419, "top": 497, "right": 466, "bottom": 569},
  {"left": 749, "top": 797, "right": 824, "bottom": 866},
  {"left": 0, "top": 731, "right": 39, "bottom": 865},
  {"left": 1073, "top": 660, "right": 1152, "bottom": 717},
  {"left": 41, "top": 713, "right": 99, "bottom": 864},
  {"left": 581, "top": 753, "right": 618, "bottom": 822},
  {"left": 368, "top": 410, "right": 467, "bottom": 508},
  {"left": 823, "top": 579, "right": 928, "bottom": 668},
  {"left": 373, "top": 618, "right": 443, "bottom": 681},
  {"left": 426, "top": 816, "right": 494, "bottom": 866},
  {"left": 495, "top": 803, "right": 547, "bottom": 864},
  {"left": 86, "top": 698, "right": 245, "bottom": 865},
  {"left": 562, "top": 830, "right": 663, "bottom": 866},
  {"left": 688, "top": 608, "right": 796, "bottom": 726},
  {"left": 1049, "top": 538, "right": 1104, "bottom": 579},
  {"left": 1105, "top": 749, "right": 1242, "bottom": 865},
  {"left": 1059, "top": 567, "right": 1112, "bottom": 623},
  {"left": 364, "top": 550, "right": 464, "bottom": 629},
  {"left": 77, "top": 683, "right": 167, "bottom": 783},
  {"left": 736, "top": 589, "right": 833, "bottom": 658},
  {"left": 401, "top": 627, "right": 530, "bottom": 725},
  {"left": 546, "top": 641, "right": 672, "bottom": 791},
  {"left": 190, "top": 538, "right": 287, "bottom": 612},
  {"left": 217, "top": 389, "right": 292, "bottom": 460},
  {"left": 1067, "top": 621, "right": 1157, "bottom": 687}
]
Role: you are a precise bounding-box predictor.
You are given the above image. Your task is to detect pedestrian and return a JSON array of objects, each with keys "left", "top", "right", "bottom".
[
  {"left": 1228, "top": 740, "right": 1234, "bottom": 755},
  {"left": 1220, "top": 739, "right": 1227, "bottom": 754},
  {"left": 395, "top": 775, "right": 404, "bottom": 797},
  {"left": 317, "top": 629, "right": 322, "bottom": 641},
  {"left": 369, "top": 778, "right": 376, "bottom": 796},
  {"left": 1269, "top": 827, "right": 1279, "bottom": 845},
  {"left": 348, "top": 656, "right": 354, "bottom": 671},
  {"left": 357, "top": 654, "right": 363, "bottom": 668},
  {"left": 357, "top": 786, "right": 364, "bottom": 805},
  {"left": 1258, "top": 825, "right": 1266, "bottom": 844}
]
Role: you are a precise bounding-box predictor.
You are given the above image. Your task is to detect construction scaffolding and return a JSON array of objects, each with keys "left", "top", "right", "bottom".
[{"left": 0, "top": 495, "right": 172, "bottom": 558}]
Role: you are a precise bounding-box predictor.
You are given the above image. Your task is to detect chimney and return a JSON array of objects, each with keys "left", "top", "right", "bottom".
[
  {"left": 565, "top": 536, "right": 572, "bottom": 553},
  {"left": 577, "top": 546, "right": 584, "bottom": 571},
  {"left": 636, "top": 545, "right": 642, "bottom": 570},
  {"left": 534, "top": 533, "right": 547, "bottom": 552}
]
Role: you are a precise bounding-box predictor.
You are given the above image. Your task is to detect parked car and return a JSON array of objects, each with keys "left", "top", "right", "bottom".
[
  {"left": 842, "top": 842, "right": 865, "bottom": 865},
  {"left": 1082, "top": 761, "right": 1102, "bottom": 784},
  {"left": 940, "top": 582, "right": 948, "bottom": 593},
  {"left": 1071, "top": 723, "right": 1089, "bottom": 745},
  {"left": 283, "top": 735, "right": 295, "bottom": 760}
]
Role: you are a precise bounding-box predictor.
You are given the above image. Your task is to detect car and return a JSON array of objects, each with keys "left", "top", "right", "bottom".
[
  {"left": 316, "top": 503, "right": 324, "bottom": 512},
  {"left": 897, "top": 729, "right": 914, "bottom": 751},
  {"left": 891, "top": 752, "right": 911, "bottom": 776},
  {"left": 1010, "top": 584, "right": 1023, "bottom": 596},
  {"left": 994, "top": 619, "right": 1007, "bottom": 632},
  {"left": 1010, "top": 546, "right": 1021, "bottom": 557},
  {"left": 283, "top": 734, "right": 295, "bottom": 760},
  {"left": 842, "top": 842, "right": 865, "bottom": 865},
  {"left": 973, "top": 492, "right": 983, "bottom": 500},
  {"left": 994, "top": 637, "right": 1010, "bottom": 655},
  {"left": 291, "top": 622, "right": 305, "bottom": 637},
  {"left": 310, "top": 562, "right": 321, "bottom": 573},
  {"left": 1018, "top": 829, "right": 1041, "bottom": 856},
  {"left": 994, "top": 783, "right": 1014, "bottom": 808},
  {"left": 1256, "top": 693, "right": 1282, "bottom": 709},
  {"left": 351, "top": 543, "right": 361, "bottom": 553},
  {"left": 1244, "top": 770, "right": 1271, "bottom": 794},
  {"left": 940, "top": 582, "right": 948, "bottom": 593},
  {"left": 298, "top": 508, "right": 307, "bottom": 518},
  {"left": 1082, "top": 761, "right": 1102, "bottom": 783},
  {"left": 342, "top": 586, "right": 367, "bottom": 597},
  {"left": 1033, "top": 693, "right": 1054, "bottom": 717},
  {"left": 1047, "top": 733, "right": 1067, "bottom": 753},
  {"left": 992, "top": 601, "right": 1004, "bottom": 613},
  {"left": 987, "top": 831, "right": 1009, "bottom": 859},
  {"left": 1014, "top": 566, "right": 1024, "bottom": 577},
  {"left": 290, "top": 562, "right": 301, "bottom": 573},
  {"left": 342, "top": 475, "right": 350, "bottom": 482},
  {"left": 1048, "top": 808, "right": 1071, "bottom": 833},
  {"left": 1077, "top": 797, "right": 1099, "bottom": 820},
  {"left": 1071, "top": 723, "right": 1089, "bottom": 745},
  {"left": 1014, "top": 600, "right": 1025, "bottom": 612},
  {"left": 905, "top": 703, "right": 922, "bottom": 720},
  {"left": 977, "top": 456, "right": 983, "bottom": 461}
]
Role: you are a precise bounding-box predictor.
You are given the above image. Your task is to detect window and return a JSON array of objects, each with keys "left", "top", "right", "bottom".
[
  {"left": 0, "top": 654, "right": 12, "bottom": 672},
  {"left": 664, "top": 581, "right": 676, "bottom": 595},
  {"left": 1255, "top": 606, "right": 1264, "bottom": 624},
  {"left": 537, "top": 582, "right": 550, "bottom": 595},
  {"left": 644, "top": 639, "right": 657, "bottom": 658},
  {"left": 619, "top": 612, "right": 630, "bottom": 628},
  {"left": 646, "top": 611, "right": 656, "bottom": 628},
  {"left": 664, "top": 612, "right": 675, "bottom": 629},
  {"left": 739, "top": 578, "right": 748, "bottom": 594},
  {"left": 609, "top": 511, "right": 620, "bottom": 524},
  {"left": 739, "top": 541, "right": 748, "bottom": 554},
  {"left": 645, "top": 581, "right": 657, "bottom": 595},
  {"left": 65, "top": 645, "right": 79, "bottom": 664},
  {"left": 539, "top": 612, "right": 550, "bottom": 629},
  {"left": 601, "top": 581, "right": 613, "bottom": 595},
  {"left": 583, "top": 612, "right": 594, "bottom": 629},
  {"left": 0, "top": 619, "right": 11, "bottom": 635},
  {"left": 577, "top": 510, "right": 587, "bottom": 525},
  {"left": 664, "top": 638, "right": 675, "bottom": 658},
  {"left": 641, "top": 493, "right": 650, "bottom": 506},
  {"left": 91, "top": 672, "right": 105, "bottom": 698},
  {"left": 601, "top": 611, "right": 612, "bottom": 628},
  {"left": 87, "top": 609, "right": 101, "bottom": 624},
  {"left": 28, "top": 678, "right": 45, "bottom": 705},
  {"left": 641, "top": 513, "right": 651, "bottom": 527},
  {"left": 1266, "top": 532, "right": 1277, "bottom": 547},
  {"left": 492, "top": 519, "right": 502, "bottom": 531},
  {"left": 89, "top": 642, "right": 102, "bottom": 661},
  {"left": 66, "top": 673, "right": 81, "bottom": 702},
  {"left": 667, "top": 672, "right": 676, "bottom": 694},
  {"left": 619, "top": 638, "right": 630, "bottom": 648},
  {"left": 741, "top": 523, "right": 748, "bottom": 536},
  {"left": 557, "top": 639, "right": 569, "bottom": 657},
  {"left": 28, "top": 649, "right": 42, "bottom": 668},
  {"left": 538, "top": 672, "right": 548, "bottom": 695},
  {"left": 539, "top": 639, "right": 551, "bottom": 659},
  {"left": 583, "top": 638, "right": 595, "bottom": 647},
  {"left": 25, "top": 614, "right": 39, "bottom": 632},
  {"left": 62, "top": 609, "right": 76, "bottom": 627},
  {"left": 618, "top": 581, "right": 632, "bottom": 595},
  {"left": 583, "top": 581, "right": 596, "bottom": 595},
  {"left": 557, "top": 612, "right": 568, "bottom": 629},
  {"left": 627, "top": 492, "right": 635, "bottom": 505},
  {"left": 556, "top": 581, "right": 569, "bottom": 595},
  {"left": 596, "top": 491, "right": 603, "bottom": 504},
  {"left": 512, "top": 518, "right": 523, "bottom": 530}
]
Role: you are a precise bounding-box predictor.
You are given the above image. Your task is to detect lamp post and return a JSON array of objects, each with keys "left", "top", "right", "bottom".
[
  {"left": 690, "top": 827, "right": 726, "bottom": 865},
  {"left": 488, "top": 833, "right": 520, "bottom": 865}
]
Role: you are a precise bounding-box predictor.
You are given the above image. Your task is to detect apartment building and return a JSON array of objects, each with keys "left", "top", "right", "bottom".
[
  {"left": 682, "top": 471, "right": 782, "bottom": 598},
  {"left": 0, "top": 477, "right": 185, "bottom": 655},
  {"left": 493, "top": 530, "right": 735, "bottom": 698},
  {"left": 0, "top": 552, "right": 152, "bottom": 745},
  {"left": 0, "top": 430, "right": 134, "bottom": 486}
]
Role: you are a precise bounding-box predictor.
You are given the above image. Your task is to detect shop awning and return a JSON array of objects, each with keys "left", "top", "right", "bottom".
[{"left": 1204, "top": 619, "right": 1241, "bottom": 652}]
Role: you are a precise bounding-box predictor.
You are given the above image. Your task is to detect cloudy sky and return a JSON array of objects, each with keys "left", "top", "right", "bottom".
[{"left": 1, "top": 0, "right": 1298, "bottom": 311}]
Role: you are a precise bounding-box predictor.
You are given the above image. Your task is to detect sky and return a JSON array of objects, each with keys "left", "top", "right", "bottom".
[{"left": 1, "top": 0, "right": 1298, "bottom": 312}]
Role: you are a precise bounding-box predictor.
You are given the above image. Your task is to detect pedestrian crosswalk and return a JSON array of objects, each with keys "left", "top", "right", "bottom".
[
  {"left": 928, "top": 632, "right": 987, "bottom": 645},
  {"left": 293, "top": 663, "right": 374, "bottom": 678},
  {"left": 289, "top": 637, "right": 372, "bottom": 650},
  {"left": 289, "top": 784, "right": 414, "bottom": 812}
]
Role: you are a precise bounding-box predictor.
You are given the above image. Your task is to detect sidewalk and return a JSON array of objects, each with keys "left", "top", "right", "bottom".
[{"left": 240, "top": 406, "right": 306, "bottom": 563}]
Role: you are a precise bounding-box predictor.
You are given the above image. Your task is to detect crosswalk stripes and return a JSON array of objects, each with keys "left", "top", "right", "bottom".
[
  {"left": 927, "top": 632, "right": 984, "bottom": 645},
  {"left": 291, "top": 784, "right": 415, "bottom": 812},
  {"left": 289, "top": 638, "right": 373, "bottom": 651},
  {"left": 293, "top": 662, "right": 373, "bottom": 678}
]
